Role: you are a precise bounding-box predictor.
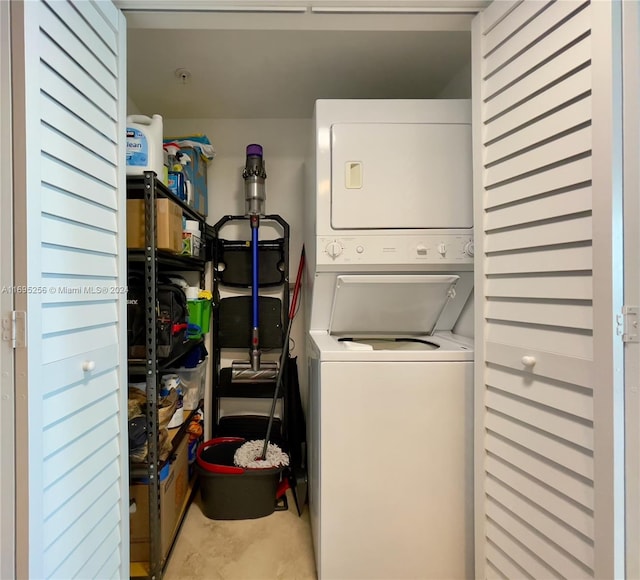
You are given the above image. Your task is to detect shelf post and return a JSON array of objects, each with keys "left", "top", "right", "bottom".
[{"left": 143, "top": 171, "right": 161, "bottom": 579}]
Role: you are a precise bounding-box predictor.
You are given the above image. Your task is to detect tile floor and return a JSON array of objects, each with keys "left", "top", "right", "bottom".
[{"left": 164, "top": 490, "right": 317, "bottom": 580}]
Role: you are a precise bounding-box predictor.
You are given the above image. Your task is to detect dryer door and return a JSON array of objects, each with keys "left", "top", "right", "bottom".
[{"left": 330, "top": 122, "right": 472, "bottom": 230}]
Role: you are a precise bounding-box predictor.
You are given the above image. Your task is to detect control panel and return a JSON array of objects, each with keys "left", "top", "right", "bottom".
[{"left": 316, "top": 234, "right": 474, "bottom": 267}]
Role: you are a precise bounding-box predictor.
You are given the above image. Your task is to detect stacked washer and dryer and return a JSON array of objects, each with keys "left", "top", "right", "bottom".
[{"left": 304, "top": 100, "right": 475, "bottom": 580}]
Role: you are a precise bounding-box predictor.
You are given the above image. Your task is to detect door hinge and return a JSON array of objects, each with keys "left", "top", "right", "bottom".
[
  {"left": 2, "top": 311, "right": 26, "bottom": 348},
  {"left": 618, "top": 306, "right": 639, "bottom": 343}
]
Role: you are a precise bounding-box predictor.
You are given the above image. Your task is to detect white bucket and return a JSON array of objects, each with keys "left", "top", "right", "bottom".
[{"left": 126, "top": 114, "right": 164, "bottom": 179}]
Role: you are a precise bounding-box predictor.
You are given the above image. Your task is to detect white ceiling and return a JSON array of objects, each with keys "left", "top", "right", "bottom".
[{"left": 127, "top": 28, "right": 471, "bottom": 119}]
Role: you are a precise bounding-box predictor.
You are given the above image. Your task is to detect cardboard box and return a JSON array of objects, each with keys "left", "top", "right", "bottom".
[
  {"left": 129, "top": 436, "right": 189, "bottom": 562},
  {"left": 127, "top": 198, "right": 182, "bottom": 253},
  {"left": 180, "top": 146, "right": 209, "bottom": 217}
]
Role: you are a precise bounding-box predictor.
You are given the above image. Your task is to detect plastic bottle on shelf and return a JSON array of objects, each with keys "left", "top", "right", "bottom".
[
  {"left": 164, "top": 141, "right": 189, "bottom": 201},
  {"left": 126, "top": 114, "right": 165, "bottom": 181},
  {"left": 182, "top": 219, "right": 202, "bottom": 257}
]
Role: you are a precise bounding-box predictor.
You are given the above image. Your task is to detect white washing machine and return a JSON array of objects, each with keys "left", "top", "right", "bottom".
[
  {"left": 305, "top": 100, "right": 475, "bottom": 579},
  {"left": 307, "top": 275, "right": 474, "bottom": 580}
]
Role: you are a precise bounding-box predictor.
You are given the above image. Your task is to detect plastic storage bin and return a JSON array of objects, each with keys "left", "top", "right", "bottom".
[{"left": 164, "top": 358, "right": 207, "bottom": 410}]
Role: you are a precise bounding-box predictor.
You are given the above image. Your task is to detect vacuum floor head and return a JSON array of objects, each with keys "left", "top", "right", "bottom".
[{"left": 231, "top": 360, "right": 279, "bottom": 383}]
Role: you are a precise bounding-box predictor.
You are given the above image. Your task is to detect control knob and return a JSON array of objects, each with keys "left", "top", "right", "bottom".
[
  {"left": 326, "top": 241, "right": 343, "bottom": 259},
  {"left": 463, "top": 241, "right": 475, "bottom": 257},
  {"left": 437, "top": 243, "right": 447, "bottom": 256}
]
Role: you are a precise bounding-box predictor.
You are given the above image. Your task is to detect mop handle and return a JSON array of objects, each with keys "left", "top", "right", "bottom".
[{"left": 260, "top": 246, "right": 305, "bottom": 460}]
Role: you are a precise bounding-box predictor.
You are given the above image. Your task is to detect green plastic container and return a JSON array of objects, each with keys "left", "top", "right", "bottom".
[{"left": 187, "top": 299, "right": 212, "bottom": 339}]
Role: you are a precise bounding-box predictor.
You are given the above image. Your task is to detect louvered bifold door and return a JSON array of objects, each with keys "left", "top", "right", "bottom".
[
  {"left": 11, "top": 1, "right": 129, "bottom": 579},
  {"left": 472, "top": 1, "right": 624, "bottom": 579}
]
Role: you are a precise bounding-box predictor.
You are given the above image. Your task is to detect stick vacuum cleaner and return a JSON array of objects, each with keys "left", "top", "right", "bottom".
[{"left": 231, "top": 145, "right": 279, "bottom": 383}]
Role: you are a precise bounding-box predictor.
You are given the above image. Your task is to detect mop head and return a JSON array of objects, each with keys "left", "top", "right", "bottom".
[{"left": 234, "top": 440, "right": 290, "bottom": 469}]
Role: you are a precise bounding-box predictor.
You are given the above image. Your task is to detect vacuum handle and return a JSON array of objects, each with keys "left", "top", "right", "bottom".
[{"left": 251, "top": 218, "right": 259, "bottom": 330}]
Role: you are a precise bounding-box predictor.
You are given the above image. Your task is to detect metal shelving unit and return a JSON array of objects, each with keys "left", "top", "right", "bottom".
[{"left": 128, "top": 172, "right": 211, "bottom": 580}]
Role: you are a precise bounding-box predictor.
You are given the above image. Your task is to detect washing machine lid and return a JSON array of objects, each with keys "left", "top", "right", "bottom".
[{"left": 328, "top": 274, "right": 459, "bottom": 335}]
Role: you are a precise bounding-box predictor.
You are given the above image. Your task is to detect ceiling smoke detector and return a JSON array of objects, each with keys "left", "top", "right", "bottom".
[{"left": 174, "top": 68, "right": 192, "bottom": 84}]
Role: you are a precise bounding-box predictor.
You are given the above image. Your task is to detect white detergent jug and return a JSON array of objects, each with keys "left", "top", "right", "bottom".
[{"left": 126, "top": 114, "right": 164, "bottom": 179}]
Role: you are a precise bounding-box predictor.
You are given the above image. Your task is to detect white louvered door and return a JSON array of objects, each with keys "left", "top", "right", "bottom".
[
  {"left": 623, "top": 1, "right": 640, "bottom": 577},
  {"left": 0, "top": 2, "right": 15, "bottom": 579},
  {"left": 11, "top": 1, "right": 129, "bottom": 578},
  {"left": 473, "top": 1, "right": 624, "bottom": 578}
]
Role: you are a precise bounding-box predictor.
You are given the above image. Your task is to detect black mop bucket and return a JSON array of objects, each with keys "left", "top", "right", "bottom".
[{"left": 196, "top": 437, "right": 284, "bottom": 520}]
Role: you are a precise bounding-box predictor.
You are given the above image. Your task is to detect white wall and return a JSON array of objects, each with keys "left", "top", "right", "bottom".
[
  {"left": 127, "top": 95, "right": 141, "bottom": 115},
  {"left": 437, "top": 61, "right": 471, "bottom": 98}
]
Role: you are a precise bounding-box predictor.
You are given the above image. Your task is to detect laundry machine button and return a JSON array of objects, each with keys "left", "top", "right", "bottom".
[{"left": 356, "top": 245, "right": 364, "bottom": 254}]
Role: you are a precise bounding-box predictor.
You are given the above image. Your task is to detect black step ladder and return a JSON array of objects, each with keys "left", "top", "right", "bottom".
[{"left": 211, "top": 214, "right": 290, "bottom": 447}]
